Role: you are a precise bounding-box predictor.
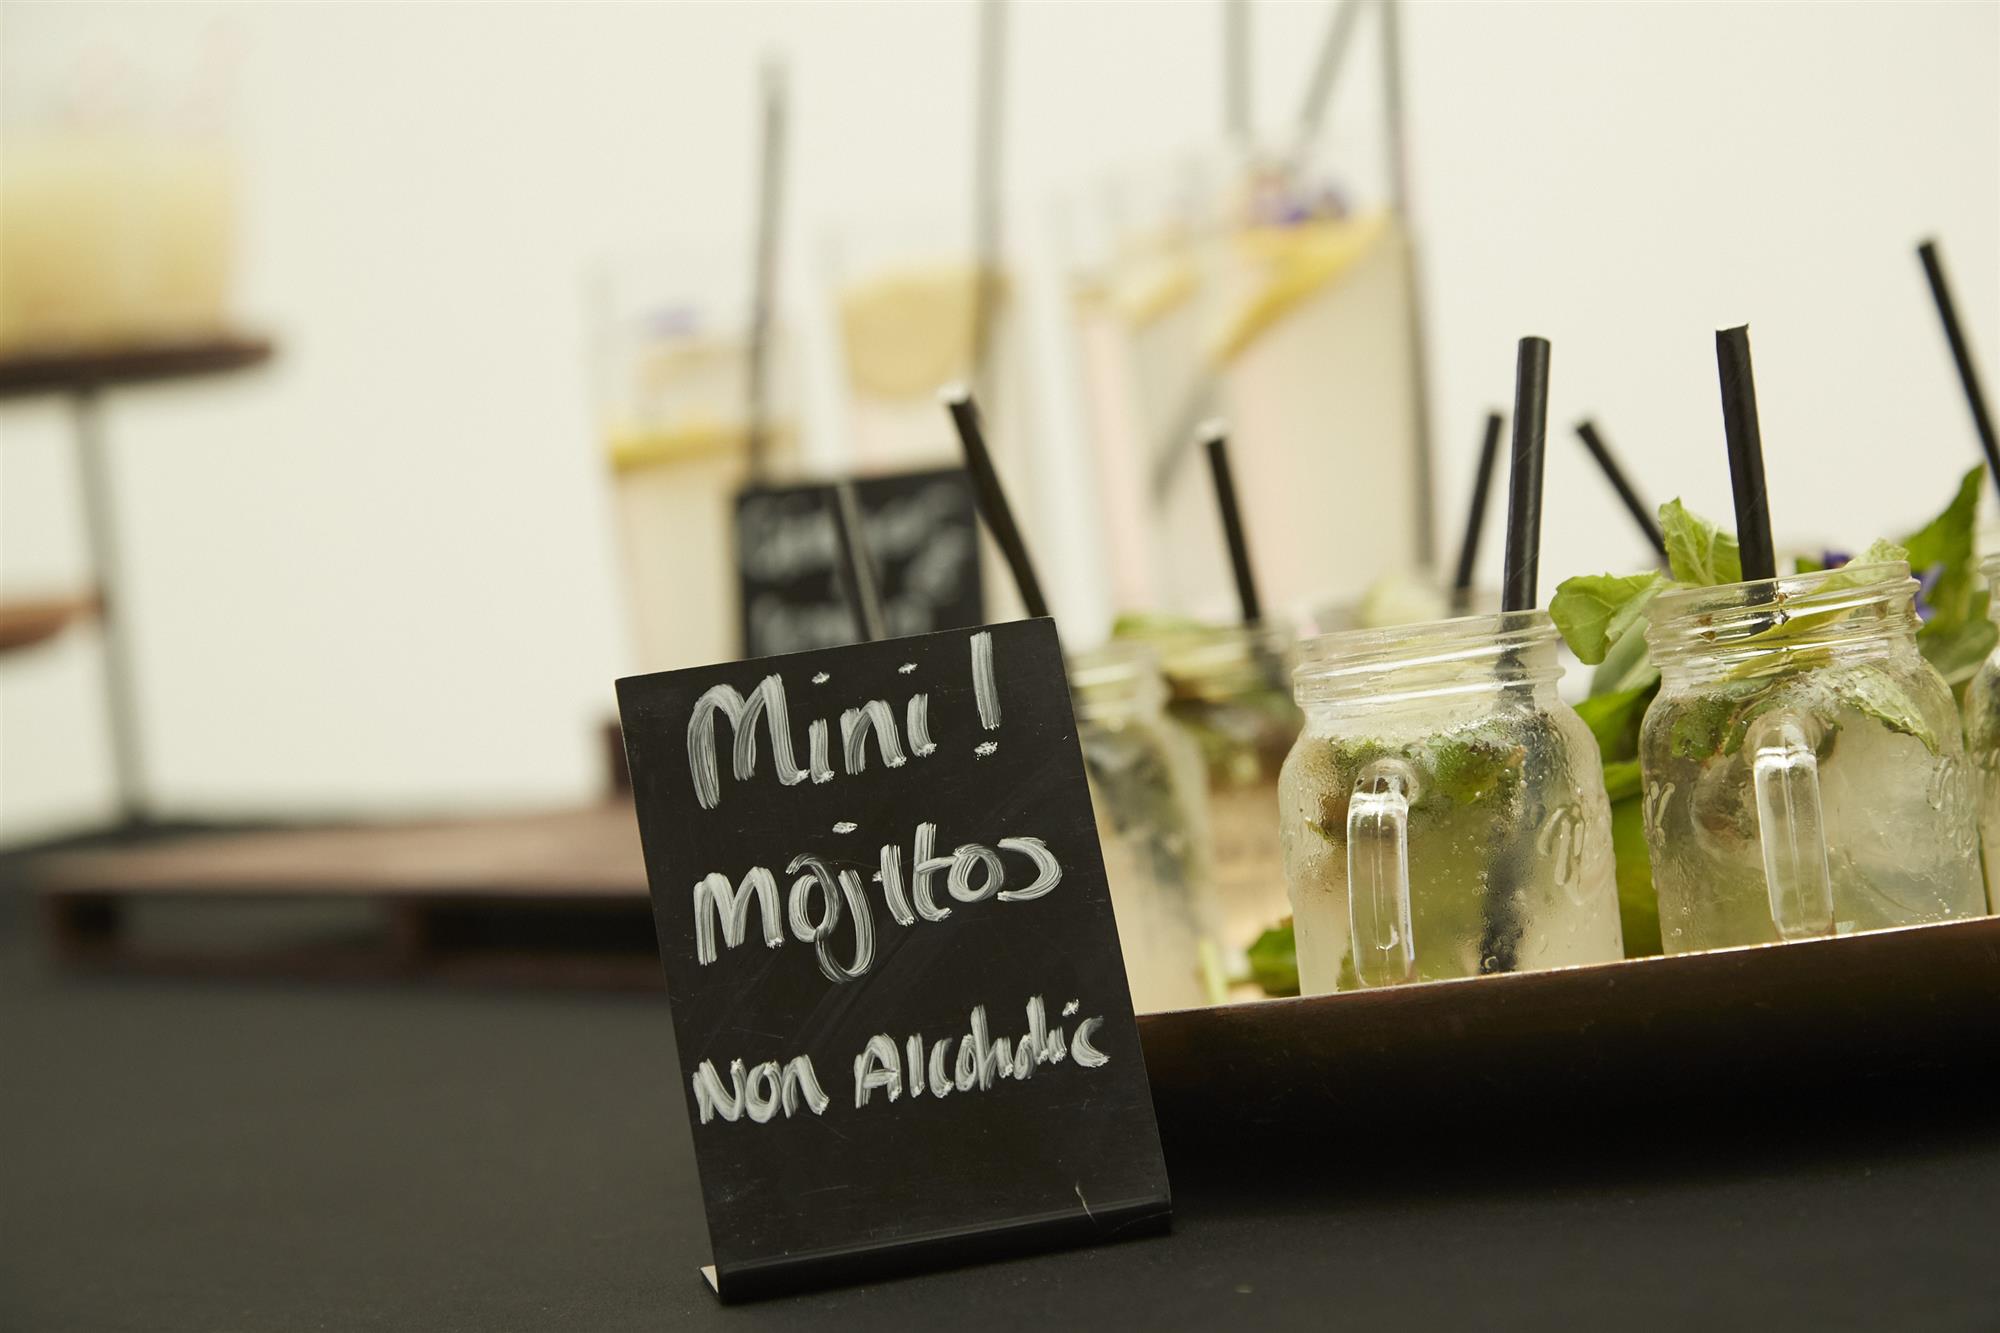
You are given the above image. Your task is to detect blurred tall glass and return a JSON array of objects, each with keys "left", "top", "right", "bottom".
[
  {"left": 1142, "top": 621, "right": 1302, "bottom": 978},
  {"left": 593, "top": 251, "right": 797, "bottom": 672},
  {"left": 1070, "top": 642, "right": 1219, "bottom": 1013},
  {"left": 0, "top": 17, "right": 238, "bottom": 349},
  {"left": 1063, "top": 148, "right": 1430, "bottom": 621},
  {"left": 825, "top": 218, "right": 1035, "bottom": 621}
]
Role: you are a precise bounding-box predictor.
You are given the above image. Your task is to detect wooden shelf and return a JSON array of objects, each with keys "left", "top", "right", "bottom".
[
  {"left": 32, "top": 802, "right": 648, "bottom": 899},
  {"left": 0, "top": 592, "right": 100, "bottom": 654},
  {"left": 31, "top": 803, "right": 658, "bottom": 988},
  {"left": 0, "top": 335, "right": 274, "bottom": 399}
]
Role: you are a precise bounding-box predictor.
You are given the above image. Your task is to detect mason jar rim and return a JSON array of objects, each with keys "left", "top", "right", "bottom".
[
  {"left": 1068, "top": 639, "right": 1160, "bottom": 689},
  {"left": 1067, "top": 640, "right": 1168, "bottom": 720},
  {"left": 1292, "top": 608, "right": 1559, "bottom": 705},
  {"left": 1645, "top": 560, "right": 1915, "bottom": 655},
  {"left": 1150, "top": 617, "right": 1296, "bottom": 686}
]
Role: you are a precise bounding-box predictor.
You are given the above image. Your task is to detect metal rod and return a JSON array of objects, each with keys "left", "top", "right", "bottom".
[
  {"left": 970, "top": 0, "right": 1008, "bottom": 401},
  {"left": 1290, "top": 0, "right": 1363, "bottom": 161},
  {"left": 744, "top": 60, "right": 787, "bottom": 484},
  {"left": 1225, "top": 0, "right": 1253, "bottom": 151},
  {"left": 71, "top": 386, "right": 148, "bottom": 824},
  {"left": 1380, "top": 0, "right": 1438, "bottom": 573}
]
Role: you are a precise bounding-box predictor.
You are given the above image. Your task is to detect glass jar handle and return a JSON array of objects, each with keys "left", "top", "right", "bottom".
[
  {"left": 1347, "top": 760, "right": 1416, "bottom": 986},
  {"left": 1749, "top": 713, "right": 1834, "bottom": 940}
]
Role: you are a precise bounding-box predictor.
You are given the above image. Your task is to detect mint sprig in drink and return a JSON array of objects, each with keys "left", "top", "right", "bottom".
[
  {"left": 1278, "top": 611, "right": 1623, "bottom": 991},
  {"left": 1645, "top": 325, "right": 1982, "bottom": 949},
  {"left": 1639, "top": 561, "right": 1986, "bottom": 949}
]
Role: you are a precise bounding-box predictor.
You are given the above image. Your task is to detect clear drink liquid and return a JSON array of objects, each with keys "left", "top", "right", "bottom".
[
  {"left": 1071, "top": 645, "right": 1219, "bottom": 1012},
  {"left": 1642, "top": 563, "right": 1987, "bottom": 952},
  {"left": 1279, "top": 612, "right": 1623, "bottom": 993}
]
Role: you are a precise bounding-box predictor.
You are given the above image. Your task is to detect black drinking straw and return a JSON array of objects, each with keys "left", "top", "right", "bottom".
[
  {"left": 1574, "top": 420, "right": 1668, "bottom": 561},
  {"left": 826, "top": 481, "right": 887, "bottom": 642},
  {"left": 1201, "top": 422, "right": 1264, "bottom": 625},
  {"left": 943, "top": 387, "right": 1050, "bottom": 620},
  {"left": 743, "top": 60, "right": 787, "bottom": 484},
  {"left": 1450, "top": 411, "right": 1504, "bottom": 611},
  {"left": 1501, "top": 338, "right": 1551, "bottom": 613},
  {"left": 1715, "top": 325, "right": 1776, "bottom": 583},
  {"left": 1917, "top": 239, "right": 2000, "bottom": 496},
  {"left": 1482, "top": 339, "right": 1552, "bottom": 980}
]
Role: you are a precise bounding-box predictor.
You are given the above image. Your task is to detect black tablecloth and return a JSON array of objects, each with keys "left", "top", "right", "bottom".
[{"left": 4, "top": 878, "right": 1996, "bottom": 1332}]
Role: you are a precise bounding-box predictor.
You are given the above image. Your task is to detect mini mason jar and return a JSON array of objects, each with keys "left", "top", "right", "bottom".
[
  {"left": 1642, "top": 561, "right": 1986, "bottom": 953},
  {"left": 1278, "top": 612, "right": 1622, "bottom": 993},
  {"left": 1153, "top": 621, "right": 1303, "bottom": 975},
  {"left": 1070, "top": 643, "right": 1220, "bottom": 1012},
  {"left": 1963, "top": 555, "right": 2000, "bottom": 914}
]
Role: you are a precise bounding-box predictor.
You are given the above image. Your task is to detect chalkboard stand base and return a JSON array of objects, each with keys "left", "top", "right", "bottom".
[{"left": 697, "top": 1194, "right": 1172, "bottom": 1302}]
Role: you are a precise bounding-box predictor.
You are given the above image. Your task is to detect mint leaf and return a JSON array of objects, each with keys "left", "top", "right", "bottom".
[
  {"left": 1668, "top": 693, "right": 1734, "bottom": 761},
  {"left": 1902, "top": 466, "right": 1983, "bottom": 624},
  {"left": 1591, "top": 621, "right": 1660, "bottom": 697},
  {"left": 1826, "top": 537, "right": 1909, "bottom": 583},
  {"left": 1919, "top": 590, "right": 1999, "bottom": 688},
  {"left": 1826, "top": 663, "right": 1938, "bottom": 754},
  {"left": 1109, "top": 610, "right": 1210, "bottom": 640},
  {"left": 1746, "top": 538, "right": 1909, "bottom": 646},
  {"left": 1426, "top": 733, "right": 1523, "bottom": 806},
  {"left": 1573, "top": 683, "right": 1655, "bottom": 763},
  {"left": 1660, "top": 499, "right": 1742, "bottom": 586},
  {"left": 1246, "top": 920, "right": 1299, "bottom": 997},
  {"left": 1601, "top": 757, "right": 1643, "bottom": 802},
  {"left": 1609, "top": 792, "right": 1661, "bottom": 956},
  {"left": 1668, "top": 679, "right": 1770, "bottom": 760},
  {"left": 1550, "top": 571, "right": 1671, "bottom": 664}
]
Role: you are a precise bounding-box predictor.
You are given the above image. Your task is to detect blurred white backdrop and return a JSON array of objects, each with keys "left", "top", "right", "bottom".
[{"left": 2, "top": 0, "right": 1995, "bottom": 842}]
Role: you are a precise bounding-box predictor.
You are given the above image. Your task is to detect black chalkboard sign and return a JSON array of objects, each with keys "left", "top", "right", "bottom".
[
  {"left": 616, "top": 618, "right": 1171, "bottom": 1299},
  {"left": 734, "top": 468, "right": 984, "bottom": 658}
]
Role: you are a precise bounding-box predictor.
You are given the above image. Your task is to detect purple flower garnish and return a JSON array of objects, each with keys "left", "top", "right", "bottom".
[
  {"left": 1819, "top": 549, "right": 1853, "bottom": 569},
  {"left": 1915, "top": 564, "right": 1943, "bottom": 623}
]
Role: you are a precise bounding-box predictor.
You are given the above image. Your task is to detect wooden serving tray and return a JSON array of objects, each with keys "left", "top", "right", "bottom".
[{"left": 1136, "top": 915, "right": 2000, "bottom": 1162}]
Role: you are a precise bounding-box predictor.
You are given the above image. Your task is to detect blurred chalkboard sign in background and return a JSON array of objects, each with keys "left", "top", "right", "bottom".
[
  {"left": 616, "top": 617, "right": 1170, "bottom": 1299},
  {"left": 733, "top": 468, "right": 983, "bottom": 658}
]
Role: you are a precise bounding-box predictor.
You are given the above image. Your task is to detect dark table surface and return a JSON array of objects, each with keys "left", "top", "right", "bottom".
[{"left": 5, "top": 874, "right": 1998, "bottom": 1333}]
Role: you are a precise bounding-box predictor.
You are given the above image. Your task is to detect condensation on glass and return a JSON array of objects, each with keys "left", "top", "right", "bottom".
[
  {"left": 1642, "top": 562, "right": 1986, "bottom": 952},
  {"left": 1149, "top": 620, "right": 1302, "bottom": 982},
  {"left": 1278, "top": 611, "right": 1622, "bottom": 993},
  {"left": 1070, "top": 642, "right": 1219, "bottom": 1013}
]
